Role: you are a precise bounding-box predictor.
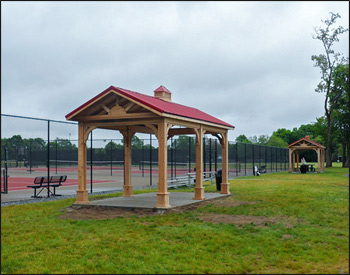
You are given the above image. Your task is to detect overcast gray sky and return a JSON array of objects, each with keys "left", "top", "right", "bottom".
[{"left": 1, "top": 1, "right": 349, "bottom": 142}]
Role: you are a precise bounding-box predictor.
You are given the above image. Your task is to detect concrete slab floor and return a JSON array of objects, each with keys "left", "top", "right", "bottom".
[{"left": 82, "top": 192, "right": 230, "bottom": 210}]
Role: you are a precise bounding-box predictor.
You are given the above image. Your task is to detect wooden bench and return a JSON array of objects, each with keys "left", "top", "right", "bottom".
[
  {"left": 27, "top": 175, "right": 67, "bottom": 198},
  {"left": 167, "top": 171, "right": 216, "bottom": 189},
  {"left": 168, "top": 175, "right": 194, "bottom": 189},
  {"left": 258, "top": 166, "right": 267, "bottom": 173}
]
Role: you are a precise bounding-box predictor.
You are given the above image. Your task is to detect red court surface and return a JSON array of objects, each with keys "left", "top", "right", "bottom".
[
  {"left": 7, "top": 167, "right": 190, "bottom": 174},
  {"left": 5, "top": 177, "right": 112, "bottom": 191}
]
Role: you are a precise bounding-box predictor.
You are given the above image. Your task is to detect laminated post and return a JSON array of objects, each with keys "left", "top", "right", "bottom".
[
  {"left": 220, "top": 130, "right": 230, "bottom": 194},
  {"left": 194, "top": 126, "right": 205, "bottom": 200},
  {"left": 121, "top": 129, "right": 134, "bottom": 197},
  {"left": 156, "top": 119, "right": 170, "bottom": 208},
  {"left": 289, "top": 149, "right": 292, "bottom": 172},
  {"left": 76, "top": 122, "right": 88, "bottom": 204}
]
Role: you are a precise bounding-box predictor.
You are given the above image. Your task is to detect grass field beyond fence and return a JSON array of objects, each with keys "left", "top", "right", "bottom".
[{"left": 1, "top": 167, "right": 349, "bottom": 274}]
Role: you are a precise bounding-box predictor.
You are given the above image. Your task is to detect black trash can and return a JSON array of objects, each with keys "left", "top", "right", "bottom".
[
  {"left": 300, "top": 164, "right": 307, "bottom": 174},
  {"left": 216, "top": 169, "right": 222, "bottom": 191}
]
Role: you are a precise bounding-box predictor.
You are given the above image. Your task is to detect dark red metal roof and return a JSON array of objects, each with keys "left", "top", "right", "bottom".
[
  {"left": 288, "top": 135, "right": 325, "bottom": 148},
  {"left": 66, "top": 85, "right": 234, "bottom": 128}
]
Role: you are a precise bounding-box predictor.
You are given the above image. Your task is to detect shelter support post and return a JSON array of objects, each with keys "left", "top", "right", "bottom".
[
  {"left": 321, "top": 149, "right": 325, "bottom": 172},
  {"left": 317, "top": 148, "right": 321, "bottom": 173},
  {"left": 220, "top": 130, "right": 230, "bottom": 194},
  {"left": 121, "top": 129, "right": 134, "bottom": 196},
  {"left": 296, "top": 151, "right": 300, "bottom": 170},
  {"left": 194, "top": 126, "right": 205, "bottom": 200},
  {"left": 76, "top": 123, "right": 89, "bottom": 204},
  {"left": 292, "top": 151, "right": 296, "bottom": 172},
  {"left": 156, "top": 119, "right": 170, "bottom": 208},
  {"left": 288, "top": 149, "right": 293, "bottom": 173}
]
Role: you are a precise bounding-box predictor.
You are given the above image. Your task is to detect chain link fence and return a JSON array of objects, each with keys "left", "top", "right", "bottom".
[{"left": 1, "top": 114, "right": 289, "bottom": 193}]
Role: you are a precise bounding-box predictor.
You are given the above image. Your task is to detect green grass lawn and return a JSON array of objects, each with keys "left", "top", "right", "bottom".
[{"left": 1, "top": 167, "right": 349, "bottom": 274}]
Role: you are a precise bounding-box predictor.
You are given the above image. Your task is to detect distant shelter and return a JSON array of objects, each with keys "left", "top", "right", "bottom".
[{"left": 288, "top": 135, "right": 325, "bottom": 173}]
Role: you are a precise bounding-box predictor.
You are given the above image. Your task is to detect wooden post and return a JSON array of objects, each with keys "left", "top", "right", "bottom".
[
  {"left": 156, "top": 119, "right": 170, "bottom": 208},
  {"left": 220, "top": 130, "right": 230, "bottom": 194},
  {"left": 76, "top": 123, "right": 89, "bottom": 204},
  {"left": 317, "top": 148, "right": 321, "bottom": 173},
  {"left": 292, "top": 151, "right": 296, "bottom": 172},
  {"left": 194, "top": 126, "right": 205, "bottom": 200},
  {"left": 121, "top": 129, "right": 134, "bottom": 196},
  {"left": 322, "top": 149, "right": 325, "bottom": 172},
  {"left": 296, "top": 151, "right": 299, "bottom": 171},
  {"left": 288, "top": 149, "right": 292, "bottom": 173}
]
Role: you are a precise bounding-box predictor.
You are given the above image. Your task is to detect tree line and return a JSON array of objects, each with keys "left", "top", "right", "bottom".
[{"left": 236, "top": 12, "right": 349, "bottom": 168}]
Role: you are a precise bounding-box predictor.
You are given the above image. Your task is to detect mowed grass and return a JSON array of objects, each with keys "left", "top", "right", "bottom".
[{"left": 1, "top": 167, "right": 349, "bottom": 274}]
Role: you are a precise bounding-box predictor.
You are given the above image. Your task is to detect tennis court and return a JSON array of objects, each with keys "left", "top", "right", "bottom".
[{"left": 4, "top": 177, "right": 112, "bottom": 191}]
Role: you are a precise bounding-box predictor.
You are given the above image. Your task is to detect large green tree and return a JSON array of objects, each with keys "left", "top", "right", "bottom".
[
  {"left": 332, "top": 63, "right": 349, "bottom": 167},
  {"left": 311, "top": 12, "right": 348, "bottom": 167},
  {"left": 235, "top": 134, "right": 252, "bottom": 144}
]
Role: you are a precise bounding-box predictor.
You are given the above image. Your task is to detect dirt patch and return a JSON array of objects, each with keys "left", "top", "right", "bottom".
[
  {"left": 196, "top": 213, "right": 278, "bottom": 227},
  {"left": 58, "top": 195, "right": 300, "bottom": 228},
  {"left": 209, "top": 199, "right": 258, "bottom": 208},
  {"left": 58, "top": 195, "right": 255, "bottom": 220},
  {"left": 59, "top": 205, "right": 160, "bottom": 220}
]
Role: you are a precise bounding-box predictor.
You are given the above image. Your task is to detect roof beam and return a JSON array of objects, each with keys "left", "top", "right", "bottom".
[
  {"left": 74, "top": 112, "right": 157, "bottom": 122},
  {"left": 100, "top": 104, "right": 110, "bottom": 114},
  {"left": 124, "top": 102, "right": 135, "bottom": 112}
]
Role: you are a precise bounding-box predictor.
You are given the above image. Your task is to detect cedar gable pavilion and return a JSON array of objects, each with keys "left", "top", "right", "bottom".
[
  {"left": 66, "top": 85, "right": 235, "bottom": 208},
  {"left": 288, "top": 135, "right": 325, "bottom": 173}
]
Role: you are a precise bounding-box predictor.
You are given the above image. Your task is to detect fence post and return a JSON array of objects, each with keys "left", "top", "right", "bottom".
[
  {"left": 276, "top": 147, "right": 278, "bottom": 172},
  {"left": 171, "top": 137, "right": 173, "bottom": 179},
  {"left": 55, "top": 139, "right": 58, "bottom": 174},
  {"left": 29, "top": 140, "right": 32, "bottom": 174},
  {"left": 174, "top": 139, "right": 177, "bottom": 178},
  {"left": 270, "top": 147, "right": 273, "bottom": 172},
  {"left": 203, "top": 137, "right": 206, "bottom": 173},
  {"left": 252, "top": 144, "right": 255, "bottom": 175},
  {"left": 188, "top": 136, "right": 191, "bottom": 173},
  {"left": 265, "top": 146, "right": 267, "bottom": 171},
  {"left": 47, "top": 120, "right": 50, "bottom": 198},
  {"left": 235, "top": 142, "right": 238, "bottom": 177},
  {"left": 90, "top": 131, "right": 93, "bottom": 193},
  {"left": 141, "top": 140, "right": 144, "bottom": 177},
  {"left": 214, "top": 139, "right": 218, "bottom": 172},
  {"left": 150, "top": 134, "right": 152, "bottom": 186},
  {"left": 244, "top": 143, "right": 246, "bottom": 176},
  {"left": 209, "top": 138, "right": 212, "bottom": 172}
]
